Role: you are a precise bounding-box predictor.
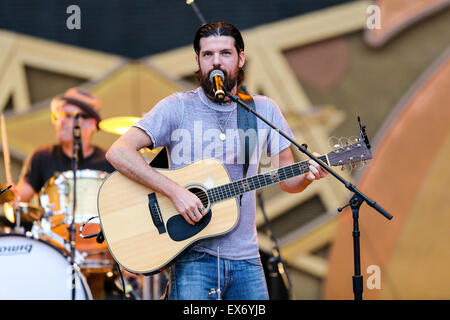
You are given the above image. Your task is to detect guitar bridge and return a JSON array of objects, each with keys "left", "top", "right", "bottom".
[{"left": 148, "top": 193, "right": 166, "bottom": 234}]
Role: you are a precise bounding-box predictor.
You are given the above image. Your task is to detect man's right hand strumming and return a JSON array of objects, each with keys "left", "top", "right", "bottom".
[{"left": 168, "top": 185, "right": 207, "bottom": 226}]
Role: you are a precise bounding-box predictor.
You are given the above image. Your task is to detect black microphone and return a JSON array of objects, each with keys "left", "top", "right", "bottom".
[{"left": 209, "top": 69, "right": 225, "bottom": 103}]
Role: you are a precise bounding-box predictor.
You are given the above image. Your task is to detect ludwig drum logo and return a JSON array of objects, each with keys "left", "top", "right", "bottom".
[{"left": 0, "top": 244, "right": 33, "bottom": 256}]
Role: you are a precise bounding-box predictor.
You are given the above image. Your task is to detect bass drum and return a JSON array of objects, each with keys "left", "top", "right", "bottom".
[{"left": 0, "top": 233, "right": 92, "bottom": 300}]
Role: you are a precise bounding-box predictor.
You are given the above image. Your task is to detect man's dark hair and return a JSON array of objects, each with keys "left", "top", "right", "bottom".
[{"left": 193, "top": 21, "right": 245, "bottom": 56}]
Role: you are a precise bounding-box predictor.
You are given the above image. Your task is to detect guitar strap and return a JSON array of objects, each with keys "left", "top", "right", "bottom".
[{"left": 236, "top": 91, "right": 258, "bottom": 206}]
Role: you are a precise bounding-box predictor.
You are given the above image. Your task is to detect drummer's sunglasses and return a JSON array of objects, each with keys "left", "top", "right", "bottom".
[{"left": 52, "top": 111, "right": 93, "bottom": 121}]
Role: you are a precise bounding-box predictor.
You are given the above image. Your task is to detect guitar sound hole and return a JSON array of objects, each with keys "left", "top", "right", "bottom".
[{"left": 187, "top": 186, "right": 210, "bottom": 210}]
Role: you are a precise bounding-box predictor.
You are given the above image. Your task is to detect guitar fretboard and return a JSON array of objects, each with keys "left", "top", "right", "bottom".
[{"left": 207, "top": 155, "right": 328, "bottom": 203}]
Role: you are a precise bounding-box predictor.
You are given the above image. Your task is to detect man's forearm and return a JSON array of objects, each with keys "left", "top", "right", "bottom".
[{"left": 106, "top": 142, "right": 179, "bottom": 199}]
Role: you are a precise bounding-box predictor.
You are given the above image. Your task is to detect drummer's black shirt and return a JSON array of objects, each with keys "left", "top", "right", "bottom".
[{"left": 22, "top": 144, "right": 115, "bottom": 193}]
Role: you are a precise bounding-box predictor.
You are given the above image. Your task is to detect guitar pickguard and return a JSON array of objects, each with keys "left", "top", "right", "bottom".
[{"left": 166, "top": 209, "right": 212, "bottom": 242}]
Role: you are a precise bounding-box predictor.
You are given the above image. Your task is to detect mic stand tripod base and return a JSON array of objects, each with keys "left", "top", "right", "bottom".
[{"left": 349, "top": 193, "right": 364, "bottom": 300}]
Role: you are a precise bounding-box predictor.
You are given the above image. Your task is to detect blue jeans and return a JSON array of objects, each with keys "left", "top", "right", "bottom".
[{"left": 168, "top": 251, "right": 269, "bottom": 300}]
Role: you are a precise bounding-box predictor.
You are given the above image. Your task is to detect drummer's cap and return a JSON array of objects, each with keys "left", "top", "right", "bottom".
[{"left": 50, "top": 88, "right": 101, "bottom": 129}]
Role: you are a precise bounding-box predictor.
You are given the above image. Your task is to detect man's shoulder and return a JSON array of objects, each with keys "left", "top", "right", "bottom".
[
  {"left": 24, "top": 145, "right": 59, "bottom": 171},
  {"left": 251, "top": 93, "right": 273, "bottom": 103},
  {"left": 155, "top": 88, "right": 199, "bottom": 107},
  {"left": 250, "top": 94, "right": 279, "bottom": 112}
]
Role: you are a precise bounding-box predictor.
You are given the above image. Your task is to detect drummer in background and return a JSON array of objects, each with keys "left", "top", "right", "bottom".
[{"left": 14, "top": 87, "right": 115, "bottom": 201}]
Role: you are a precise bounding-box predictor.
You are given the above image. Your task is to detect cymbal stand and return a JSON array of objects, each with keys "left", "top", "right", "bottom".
[{"left": 14, "top": 196, "right": 23, "bottom": 233}]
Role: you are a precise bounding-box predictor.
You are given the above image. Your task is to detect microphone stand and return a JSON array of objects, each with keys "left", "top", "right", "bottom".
[
  {"left": 70, "top": 113, "right": 81, "bottom": 300},
  {"left": 224, "top": 89, "right": 393, "bottom": 300}
]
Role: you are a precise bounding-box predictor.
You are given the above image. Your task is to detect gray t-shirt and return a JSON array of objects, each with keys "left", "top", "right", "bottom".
[{"left": 134, "top": 87, "right": 294, "bottom": 260}]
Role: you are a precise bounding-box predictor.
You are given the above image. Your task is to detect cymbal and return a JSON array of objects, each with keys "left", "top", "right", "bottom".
[
  {"left": 0, "top": 183, "right": 15, "bottom": 204},
  {"left": 99, "top": 116, "right": 141, "bottom": 135},
  {"left": 3, "top": 202, "right": 44, "bottom": 224}
]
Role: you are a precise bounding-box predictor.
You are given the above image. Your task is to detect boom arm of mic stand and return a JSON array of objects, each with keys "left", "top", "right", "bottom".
[{"left": 225, "top": 90, "right": 393, "bottom": 221}]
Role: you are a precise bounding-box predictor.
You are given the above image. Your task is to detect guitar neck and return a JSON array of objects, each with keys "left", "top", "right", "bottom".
[{"left": 207, "top": 155, "right": 329, "bottom": 203}]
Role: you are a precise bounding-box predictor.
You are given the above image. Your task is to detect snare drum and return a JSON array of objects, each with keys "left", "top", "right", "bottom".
[
  {"left": 0, "top": 233, "right": 92, "bottom": 300},
  {"left": 40, "top": 169, "right": 107, "bottom": 222},
  {"left": 40, "top": 170, "right": 108, "bottom": 253}
]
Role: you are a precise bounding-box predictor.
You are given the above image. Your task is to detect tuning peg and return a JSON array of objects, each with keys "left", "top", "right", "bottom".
[
  {"left": 328, "top": 136, "right": 340, "bottom": 149},
  {"left": 339, "top": 137, "right": 350, "bottom": 147}
]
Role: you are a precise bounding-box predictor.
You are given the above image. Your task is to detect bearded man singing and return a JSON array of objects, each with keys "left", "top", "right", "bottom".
[{"left": 105, "top": 21, "right": 327, "bottom": 300}]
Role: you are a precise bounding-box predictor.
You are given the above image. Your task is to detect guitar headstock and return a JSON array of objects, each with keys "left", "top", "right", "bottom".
[{"left": 326, "top": 137, "right": 372, "bottom": 168}]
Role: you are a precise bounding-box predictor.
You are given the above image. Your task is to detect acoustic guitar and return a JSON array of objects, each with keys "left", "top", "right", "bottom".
[{"left": 97, "top": 139, "right": 371, "bottom": 274}]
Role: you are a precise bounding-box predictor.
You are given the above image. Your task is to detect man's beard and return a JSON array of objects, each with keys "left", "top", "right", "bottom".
[{"left": 197, "top": 67, "right": 240, "bottom": 103}]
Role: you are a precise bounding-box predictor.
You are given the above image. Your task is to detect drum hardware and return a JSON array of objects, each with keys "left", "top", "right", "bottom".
[
  {"left": 14, "top": 197, "right": 22, "bottom": 233},
  {"left": 39, "top": 194, "right": 56, "bottom": 219},
  {"left": 30, "top": 220, "right": 85, "bottom": 266},
  {"left": 3, "top": 200, "right": 44, "bottom": 233},
  {"left": 78, "top": 217, "right": 128, "bottom": 299},
  {"left": 79, "top": 216, "right": 105, "bottom": 248},
  {"left": 79, "top": 216, "right": 103, "bottom": 242}
]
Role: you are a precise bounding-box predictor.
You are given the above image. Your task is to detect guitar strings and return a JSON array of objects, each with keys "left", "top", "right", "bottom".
[
  {"left": 201, "top": 159, "right": 316, "bottom": 203},
  {"left": 189, "top": 145, "right": 363, "bottom": 203}
]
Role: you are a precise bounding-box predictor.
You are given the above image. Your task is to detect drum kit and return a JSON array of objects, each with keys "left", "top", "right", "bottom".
[{"left": 0, "top": 116, "right": 167, "bottom": 300}]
